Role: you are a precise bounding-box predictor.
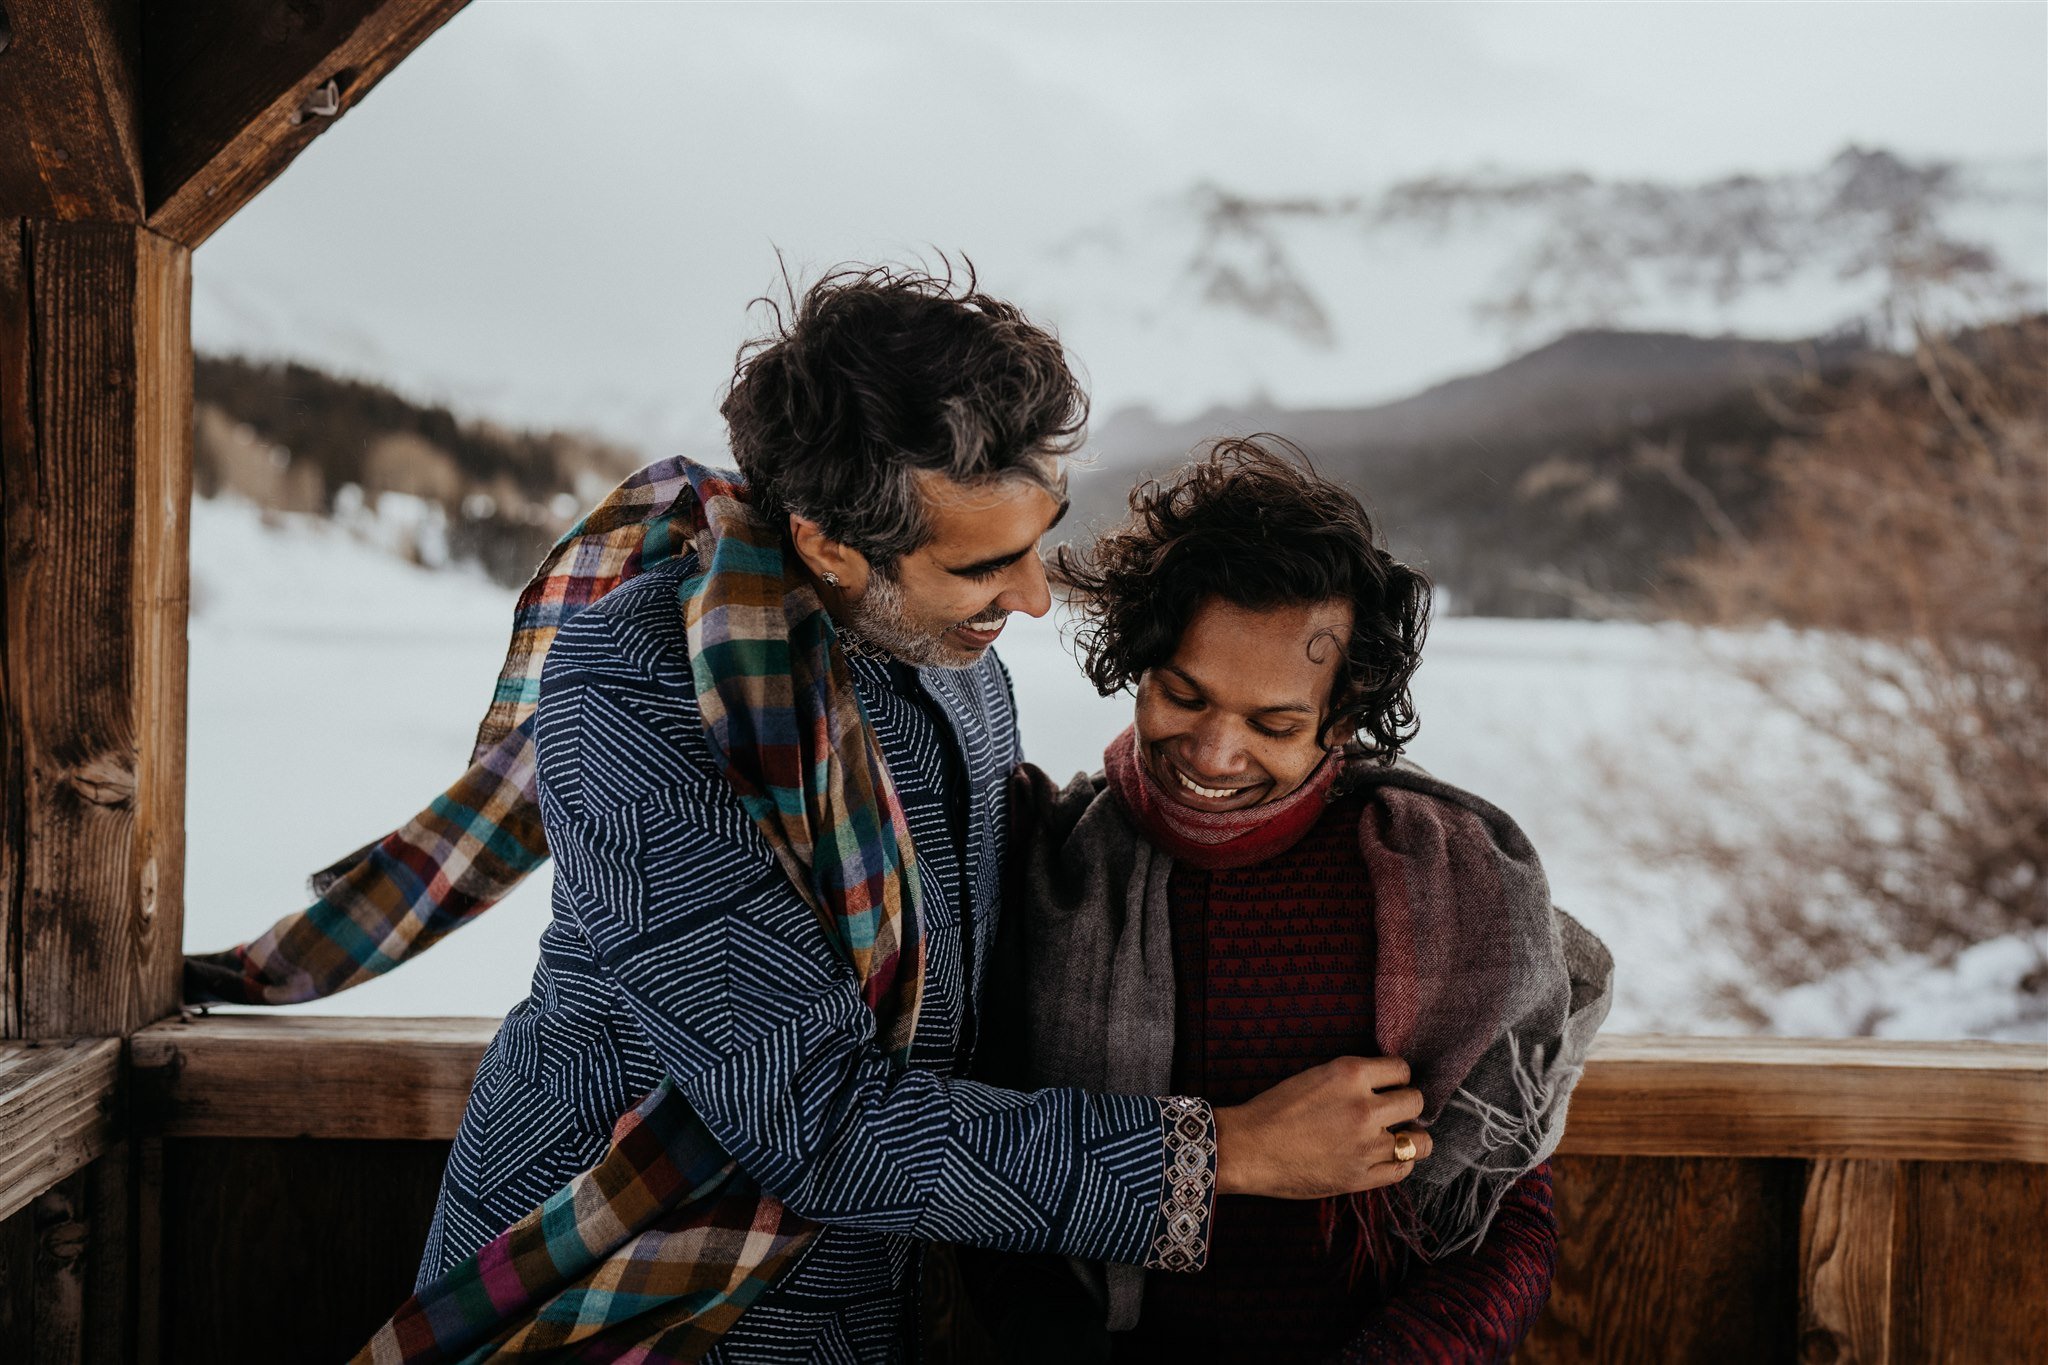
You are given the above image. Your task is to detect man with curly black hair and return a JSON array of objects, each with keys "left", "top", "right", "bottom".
[{"left": 968, "top": 437, "right": 1614, "bottom": 1363}]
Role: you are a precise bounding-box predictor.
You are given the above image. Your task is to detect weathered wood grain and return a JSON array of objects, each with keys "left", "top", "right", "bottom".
[
  {"left": 1560, "top": 1034, "right": 2048, "bottom": 1164},
  {"left": 128, "top": 1017, "right": 2048, "bottom": 1164},
  {"left": 141, "top": 0, "right": 473, "bottom": 247},
  {"left": 1, "top": 222, "right": 189, "bottom": 1038},
  {"left": 0, "top": 219, "right": 26, "bottom": 1037},
  {"left": 128, "top": 230, "right": 191, "bottom": 1025},
  {"left": 5, "top": 222, "right": 140, "bottom": 1038},
  {"left": 1891, "top": 1161, "right": 2048, "bottom": 1364},
  {"left": 29, "top": 1180, "right": 84, "bottom": 1365},
  {"left": 107, "top": 1051, "right": 2048, "bottom": 1363},
  {"left": 24, "top": 1149, "right": 134, "bottom": 1365},
  {"left": 1798, "top": 1158, "right": 1899, "bottom": 1365},
  {"left": 0, "top": 1189, "right": 34, "bottom": 1360},
  {"left": 0, "top": 1039, "right": 120, "bottom": 1224},
  {"left": 0, "top": 0, "right": 142, "bottom": 221},
  {"left": 80, "top": 1141, "right": 131, "bottom": 1365},
  {"left": 1523, "top": 1154, "right": 1803, "bottom": 1364},
  {"left": 133, "top": 1138, "right": 161, "bottom": 1365},
  {"left": 158, "top": 1137, "right": 449, "bottom": 1364},
  {"left": 0, "top": 1148, "right": 152, "bottom": 1364},
  {"left": 132, "top": 1015, "right": 492, "bottom": 1140}
]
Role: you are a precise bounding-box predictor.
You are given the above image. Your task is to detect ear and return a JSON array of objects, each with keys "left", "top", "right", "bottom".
[{"left": 787, "top": 513, "right": 874, "bottom": 597}]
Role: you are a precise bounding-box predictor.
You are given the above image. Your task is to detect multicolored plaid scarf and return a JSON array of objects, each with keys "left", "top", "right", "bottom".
[{"left": 189, "top": 458, "right": 926, "bottom": 1361}]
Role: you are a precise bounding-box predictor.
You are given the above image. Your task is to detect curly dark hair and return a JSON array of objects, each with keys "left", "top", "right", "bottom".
[
  {"left": 721, "top": 260, "right": 1086, "bottom": 567},
  {"left": 1053, "top": 436, "right": 1432, "bottom": 758}
]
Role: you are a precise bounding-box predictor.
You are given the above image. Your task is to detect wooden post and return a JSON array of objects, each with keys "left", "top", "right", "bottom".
[
  {"left": 0, "top": 219, "right": 190, "bottom": 1040},
  {"left": 22, "top": 1141, "right": 132, "bottom": 1365},
  {"left": 133, "top": 1137, "right": 161, "bottom": 1365},
  {"left": 0, "top": 0, "right": 466, "bottom": 1355},
  {"left": 1798, "top": 1159, "right": 1900, "bottom": 1365}
]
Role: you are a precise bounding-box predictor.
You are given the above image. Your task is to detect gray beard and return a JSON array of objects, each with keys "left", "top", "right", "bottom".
[{"left": 841, "top": 566, "right": 978, "bottom": 670}]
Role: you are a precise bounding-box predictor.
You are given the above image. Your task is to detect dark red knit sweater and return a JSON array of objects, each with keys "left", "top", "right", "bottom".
[{"left": 1113, "top": 790, "right": 1558, "bottom": 1365}]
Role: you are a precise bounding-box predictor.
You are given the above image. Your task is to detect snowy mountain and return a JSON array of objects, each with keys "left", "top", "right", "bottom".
[
  {"left": 1017, "top": 147, "right": 2046, "bottom": 427},
  {"left": 190, "top": 147, "right": 2045, "bottom": 458}
]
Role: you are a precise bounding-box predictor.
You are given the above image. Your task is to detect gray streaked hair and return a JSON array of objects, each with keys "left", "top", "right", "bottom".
[
  {"left": 721, "top": 261, "right": 1087, "bottom": 568},
  {"left": 791, "top": 426, "right": 1068, "bottom": 571}
]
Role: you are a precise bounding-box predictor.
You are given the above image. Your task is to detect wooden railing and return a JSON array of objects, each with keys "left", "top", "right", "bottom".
[
  {"left": 5, "top": 1019, "right": 2045, "bottom": 1361},
  {"left": 114, "top": 1015, "right": 2048, "bottom": 1158},
  {"left": 0, "top": 1040, "right": 121, "bottom": 1225}
]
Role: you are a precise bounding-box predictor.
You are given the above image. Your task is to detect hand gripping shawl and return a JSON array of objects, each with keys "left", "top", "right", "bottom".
[
  {"left": 1001, "top": 752, "right": 1613, "bottom": 1330},
  {"left": 189, "top": 458, "right": 926, "bottom": 1362}
]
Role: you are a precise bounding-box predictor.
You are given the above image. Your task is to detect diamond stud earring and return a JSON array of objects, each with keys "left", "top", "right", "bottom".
[{"left": 822, "top": 571, "right": 841, "bottom": 588}]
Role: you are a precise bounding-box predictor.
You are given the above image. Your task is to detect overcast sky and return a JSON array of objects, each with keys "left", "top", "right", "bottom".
[{"left": 194, "top": 1, "right": 2048, "bottom": 450}]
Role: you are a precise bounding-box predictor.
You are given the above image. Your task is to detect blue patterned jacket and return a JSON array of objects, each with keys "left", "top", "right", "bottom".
[{"left": 419, "top": 558, "right": 1202, "bottom": 1362}]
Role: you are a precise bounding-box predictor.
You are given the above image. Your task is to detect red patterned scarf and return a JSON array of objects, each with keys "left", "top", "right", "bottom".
[
  {"left": 1104, "top": 724, "right": 1399, "bottom": 1283},
  {"left": 1102, "top": 725, "right": 1341, "bottom": 871}
]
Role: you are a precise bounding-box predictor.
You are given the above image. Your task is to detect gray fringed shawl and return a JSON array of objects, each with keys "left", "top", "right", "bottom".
[{"left": 995, "top": 755, "right": 1615, "bottom": 1330}]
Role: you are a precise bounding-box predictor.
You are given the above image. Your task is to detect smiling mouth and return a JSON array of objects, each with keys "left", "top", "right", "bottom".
[
  {"left": 1165, "top": 759, "right": 1261, "bottom": 803},
  {"left": 951, "top": 611, "right": 1008, "bottom": 639}
]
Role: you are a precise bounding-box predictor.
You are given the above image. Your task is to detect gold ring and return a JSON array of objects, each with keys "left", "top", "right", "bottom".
[{"left": 1391, "top": 1133, "right": 1418, "bottom": 1163}]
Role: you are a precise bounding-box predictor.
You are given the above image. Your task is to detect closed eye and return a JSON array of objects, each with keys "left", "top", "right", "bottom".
[{"left": 947, "top": 550, "right": 1028, "bottom": 582}]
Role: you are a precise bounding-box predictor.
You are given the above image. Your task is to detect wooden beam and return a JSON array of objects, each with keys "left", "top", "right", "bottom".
[
  {"left": 1559, "top": 1034, "right": 2048, "bottom": 1163},
  {"left": 1798, "top": 1159, "right": 1900, "bottom": 1365},
  {"left": 0, "top": 1039, "right": 120, "bottom": 1224},
  {"left": 0, "top": 0, "right": 143, "bottom": 221},
  {"left": 132, "top": 1015, "right": 491, "bottom": 1141},
  {"left": 0, "top": 220, "right": 24, "bottom": 1033},
  {"left": 128, "top": 1019, "right": 2048, "bottom": 1160},
  {"left": 0, "top": 221, "right": 190, "bottom": 1039},
  {"left": 140, "top": 0, "right": 472, "bottom": 248}
]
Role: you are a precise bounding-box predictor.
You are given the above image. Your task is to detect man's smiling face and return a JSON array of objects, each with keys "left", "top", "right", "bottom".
[
  {"left": 844, "top": 468, "right": 1067, "bottom": 668},
  {"left": 1133, "top": 596, "right": 1352, "bottom": 811}
]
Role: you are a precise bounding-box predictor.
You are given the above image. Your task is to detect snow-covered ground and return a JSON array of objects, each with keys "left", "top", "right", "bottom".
[{"left": 185, "top": 497, "right": 2047, "bottom": 1039}]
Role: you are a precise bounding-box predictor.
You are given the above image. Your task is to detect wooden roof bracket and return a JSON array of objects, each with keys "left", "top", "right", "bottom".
[{"left": 139, "top": 0, "right": 472, "bottom": 248}]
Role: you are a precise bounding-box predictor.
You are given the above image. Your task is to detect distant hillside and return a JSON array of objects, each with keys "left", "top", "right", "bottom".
[
  {"left": 1077, "top": 326, "right": 1880, "bottom": 617},
  {"left": 193, "top": 324, "right": 1941, "bottom": 619},
  {"left": 194, "top": 356, "right": 643, "bottom": 584},
  {"left": 1096, "top": 328, "right": 1868, "bottom": 461}
]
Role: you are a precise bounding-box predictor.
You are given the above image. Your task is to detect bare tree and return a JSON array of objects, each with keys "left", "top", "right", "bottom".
[{"left": 1644, "top": 317, "right": 2048, "bottom": 1021}]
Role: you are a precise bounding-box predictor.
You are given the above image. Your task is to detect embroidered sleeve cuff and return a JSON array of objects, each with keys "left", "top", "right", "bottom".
[{"left": 1144, "top": 1095, "right": 1216, "bottom": 1273}]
